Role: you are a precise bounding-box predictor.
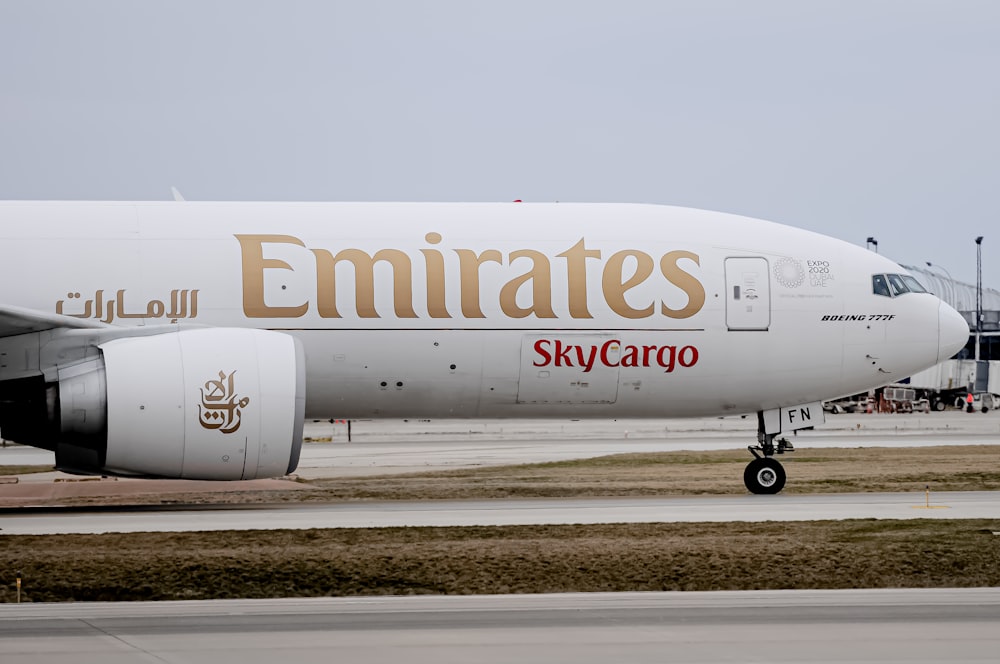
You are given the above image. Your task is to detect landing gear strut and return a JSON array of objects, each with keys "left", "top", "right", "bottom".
[{"left": 744, "top": 413, "right": 794, "bottom": 494}]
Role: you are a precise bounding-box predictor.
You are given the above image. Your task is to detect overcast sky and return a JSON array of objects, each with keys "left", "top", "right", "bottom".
[{"left": 2, "top": 1, "right": 997, "bottom": 288}]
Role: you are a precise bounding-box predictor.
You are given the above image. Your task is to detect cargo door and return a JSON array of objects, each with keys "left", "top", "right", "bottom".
[
  {"left": 725, "top": 257, "right": 770, "bottom": 331},
  {"left": 517, "top": 335, "right": 620, "bottom": 404}
]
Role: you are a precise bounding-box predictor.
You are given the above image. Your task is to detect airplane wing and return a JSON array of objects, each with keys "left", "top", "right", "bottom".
[{"left": 0, "top": 303, "right": 109, "bottom": 338}]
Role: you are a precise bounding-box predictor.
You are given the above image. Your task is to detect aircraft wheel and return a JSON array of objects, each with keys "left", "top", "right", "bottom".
[{"left": 744, "top": 457, "right": 786, "bottom": 495}]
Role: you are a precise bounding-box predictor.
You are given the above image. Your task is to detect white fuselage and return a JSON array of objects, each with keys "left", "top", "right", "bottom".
[{"left": 0, "top": 201, "right": 966, "bottom": 420}]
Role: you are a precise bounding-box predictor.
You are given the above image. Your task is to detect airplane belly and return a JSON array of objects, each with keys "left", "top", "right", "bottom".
[
  {"left": 293, "top": 329, "right": 494, "bottom": 419},
  {"left": 292, "top": 326, "right": 845, "bottom": 420},
  {"left": 294, "top": 329, "right": 707, "bottom": 419},
  {"left": 515, "top": 334, "right": 622, "bottom": 405}
]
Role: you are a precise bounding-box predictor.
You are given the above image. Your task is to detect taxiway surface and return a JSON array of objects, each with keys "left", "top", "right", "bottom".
[
  {"left": 4, "top": 412, "right": 1000, "bottom": 476},
  {"left": 292, "top": 412, "right": 1000, "bottom": 476},
  {"left": 2, "top": 589, "right": 998, "bottom": 663},
  {"left": 3, "top": 491, "right": 998, "bottom": 535}
]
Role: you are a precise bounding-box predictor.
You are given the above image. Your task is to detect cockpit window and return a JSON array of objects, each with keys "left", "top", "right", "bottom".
[
  {"left": 887, "top": 273, "right": 908, "bottom": 296},
  {"left": 873, "top": 273, "right": 928, "bottom": 297},
  {"left": 900, "top": 275, "right": 927, "bottom": 293},
  {"left": 872, "top": 274, "right": 891, "bottom": 297}
]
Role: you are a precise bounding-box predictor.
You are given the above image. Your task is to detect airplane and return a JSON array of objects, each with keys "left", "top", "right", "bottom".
[{"left": 0, "top": 201, "right": 969, "bottom": 494}]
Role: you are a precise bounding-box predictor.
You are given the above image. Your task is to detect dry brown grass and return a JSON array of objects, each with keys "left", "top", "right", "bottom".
[
  {"left": 8, "top": 445, "right": 1000, "bottom": 508},
  {"left": 306, "top": 445, "right": 1000, "bottom": 499},
  {"left": 0, "top": 465, "right": 54, "bottom": 476},
  {"left": 3, "top": 444, "right": 999, "bottom": 513},
  {"left": 2, "top": 520, "right": 999, "bottom": 602},
  {"left": 5, "top": 448, "right": 999, "bottom": 602},
  {"left": 133, "top": 445, "right": 1000, "bottom": 505}
]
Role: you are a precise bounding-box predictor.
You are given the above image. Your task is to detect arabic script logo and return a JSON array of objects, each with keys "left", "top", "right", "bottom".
[{"left": 198, "top": 370, "right": 250, "bottom": 434}]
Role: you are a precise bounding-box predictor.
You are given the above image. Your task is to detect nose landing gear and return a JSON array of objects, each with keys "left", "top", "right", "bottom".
[{"left": 744, "top": 422, "right": 794, "bottom": 494}]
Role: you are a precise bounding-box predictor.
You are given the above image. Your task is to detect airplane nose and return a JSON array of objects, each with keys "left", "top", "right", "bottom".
[{"left": 938, "top": 301, "right": 970, "bottom": 362}]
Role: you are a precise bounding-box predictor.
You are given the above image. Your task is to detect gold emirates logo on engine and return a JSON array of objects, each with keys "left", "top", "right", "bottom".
[
  {"left": 198, "top": 370, "right": 250, "bottom": 434},
  {"left": 236, "top": 234, "right": 706, "bottom": 320}
]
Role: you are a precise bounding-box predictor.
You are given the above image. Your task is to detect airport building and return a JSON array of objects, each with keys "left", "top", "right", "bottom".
[
  {"left": 905, "top": 264, "right": 1000, "bottom": 361},
  {"left": 904, "top": 264, "right": 1000, "bottom": 396}
]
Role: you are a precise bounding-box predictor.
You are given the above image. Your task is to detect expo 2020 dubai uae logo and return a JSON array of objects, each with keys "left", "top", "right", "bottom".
[{"left": 773, "top": 257, "right": 805, "bottom": 288}]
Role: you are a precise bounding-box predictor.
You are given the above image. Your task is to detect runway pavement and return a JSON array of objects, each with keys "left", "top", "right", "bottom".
[
  {"left": 2, "top": 589, "right": 998, "bottom": 663},
  {"left": 4, "top": 411, "right": 1000, "bottom": 477},
  {"left": 285, "top": 411, "right": 1000, "bottom": 476},
  {"left": 2, "top": 412, "right": 998, "bottom": 526},
  {"left": 3, "top": 418, "right": 998, "bottom": 660},
  {"left": 3, "top": 491, "right": 999, "bottom": 534}
]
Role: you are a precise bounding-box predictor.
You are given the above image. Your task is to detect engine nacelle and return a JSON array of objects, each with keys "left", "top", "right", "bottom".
[{"left": 0, "top": 328, "right": 305, "bottom": 480}]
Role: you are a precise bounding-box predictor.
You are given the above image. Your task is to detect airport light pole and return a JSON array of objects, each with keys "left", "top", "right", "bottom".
[
  {"left": 866, "top": 237, "right": 878, "bottom": 253},
  {"left": 975, "top": 237, "right": 983, "bottom": 361},
  {"left": 925, "top": 261, "right": 956, "bottom": 309}
]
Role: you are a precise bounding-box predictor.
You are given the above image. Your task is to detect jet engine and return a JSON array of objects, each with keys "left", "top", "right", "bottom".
[{"left": 0, "top": 328, "right": 305, "bottom": 480}]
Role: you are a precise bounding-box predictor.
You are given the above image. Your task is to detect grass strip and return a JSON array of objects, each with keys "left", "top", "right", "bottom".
[
  {"left": 9, "top": 446, "right": 1000, "bottom": 508},
  {"left": 0, "top": 466, "right": 54, "bottom": 477},
  {"left": 3, "top": 520, "right": 999, "bottom": 602},
  {"left": 303, "top": 445, "right": 1000, "bottom": 499}
]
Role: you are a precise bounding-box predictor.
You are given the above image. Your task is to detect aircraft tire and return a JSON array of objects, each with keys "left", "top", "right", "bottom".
[{"left": 744, "top": 457, "right": 786, "bottom": 495}]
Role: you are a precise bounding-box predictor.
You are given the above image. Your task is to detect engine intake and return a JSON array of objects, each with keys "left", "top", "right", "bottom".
[{"left": 0, "top": 328, "right": 305, "bottom": 480}]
